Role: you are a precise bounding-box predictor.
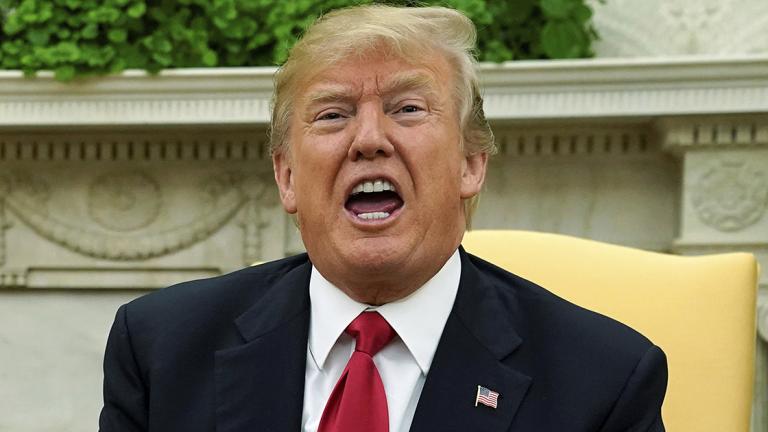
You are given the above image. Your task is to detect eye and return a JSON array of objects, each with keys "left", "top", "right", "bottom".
[
  {"left": 315, "top": 111, "right": 344, "bottom": 121},
  {"left": 396, "top": 105, "right": 423, "bottom": 114}
]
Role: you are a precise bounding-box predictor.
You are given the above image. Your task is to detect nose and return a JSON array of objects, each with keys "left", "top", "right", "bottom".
[{"left": 348, "top": 103, "right": 394, "bottom": 161}]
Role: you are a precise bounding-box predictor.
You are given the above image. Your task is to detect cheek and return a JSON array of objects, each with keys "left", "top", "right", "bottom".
[
  {"left": 291, "top": 139, "right": 347, "bottom": 209},
  {"left": 294, "top": 138, "right": 343, "bottom": 178},
  {"left": 409, "top": 156, "right": 464, "bottom": 214},
  {"left": 411, "top": 137, "right": 464, "bottom": 181}
]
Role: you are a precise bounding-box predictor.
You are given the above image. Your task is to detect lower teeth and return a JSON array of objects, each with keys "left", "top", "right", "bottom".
[{"left": 358, "top": 211, "right": 390, "bottom": 220}]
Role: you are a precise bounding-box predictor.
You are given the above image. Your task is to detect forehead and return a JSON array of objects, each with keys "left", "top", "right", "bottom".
[{"left": 296, "top": 52, "right": 453, "bottom": 101}]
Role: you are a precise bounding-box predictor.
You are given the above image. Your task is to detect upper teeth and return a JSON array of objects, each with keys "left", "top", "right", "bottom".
[{"left": 351, "top": 179, "right": 396, "bottom": 195}]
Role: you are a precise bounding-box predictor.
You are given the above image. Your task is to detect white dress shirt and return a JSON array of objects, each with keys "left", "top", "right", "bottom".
[{"left": 301, "top": 250, "right": 461, "bottom": 432}]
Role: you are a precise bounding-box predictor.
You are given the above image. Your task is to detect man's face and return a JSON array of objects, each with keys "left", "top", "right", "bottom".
[{"left": 273, "top": 51, "right": 487, "bottom": 303}]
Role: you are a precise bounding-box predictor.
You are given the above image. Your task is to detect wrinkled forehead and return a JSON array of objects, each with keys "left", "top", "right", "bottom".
[
  {"left": 292, "top": 48, "right": 455, "bottom": 105},
  {"left": 305, "top": 66, "right": 443, "bottom": 104}
]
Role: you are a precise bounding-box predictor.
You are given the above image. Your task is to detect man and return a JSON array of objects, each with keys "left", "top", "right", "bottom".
[{"left": 100, "top": 5, "right": 667, "bottom": 432}]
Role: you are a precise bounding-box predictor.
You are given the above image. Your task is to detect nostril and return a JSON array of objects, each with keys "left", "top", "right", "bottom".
[
  {"left": 349, "top": 127, "right": 394, "bottom": 160},
  {"left": 349, "top": 149, "right": 366, "bottom": 161},
  {"left": 351, "top": 148, "right": 387, "bottom": 161},
  {"left": 370, "top": 149, "right": 389, "bottom": 159}
]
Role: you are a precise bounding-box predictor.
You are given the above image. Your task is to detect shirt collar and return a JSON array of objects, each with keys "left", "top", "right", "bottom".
[{"left": 308, "top": 249, "right": 461, "bottom": 375}]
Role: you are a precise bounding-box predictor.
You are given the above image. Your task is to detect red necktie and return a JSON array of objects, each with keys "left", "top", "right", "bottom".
[{"left": 318, "top": 311, "right": 396, "bottom": 432}]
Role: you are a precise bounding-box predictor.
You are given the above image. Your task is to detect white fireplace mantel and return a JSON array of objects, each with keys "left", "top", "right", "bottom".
[
  {"left": 2, "top": 54, "right": 766, "bottom": 330},
  {"left": 1, "top": 54, "right": 767, "bottom": 432},
  {"left": 1, "top": 55, "right": 766, "bottom": 322},
  {"left": 1, "top": 55, "right": 767, "bottom": 127}
]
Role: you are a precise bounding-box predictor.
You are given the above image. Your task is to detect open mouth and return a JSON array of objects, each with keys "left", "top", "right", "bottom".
[{"left": 344, "top": 179, "right": 404, "bottom": 221}]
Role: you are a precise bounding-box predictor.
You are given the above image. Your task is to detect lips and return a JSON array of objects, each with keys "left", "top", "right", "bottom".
[{"left": 345, "top": 178, "right": 404, "bottom": 220}]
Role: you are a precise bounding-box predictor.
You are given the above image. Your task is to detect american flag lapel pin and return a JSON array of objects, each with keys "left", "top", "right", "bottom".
[{"left": 475, "top": 385, "right": 500, "bottom": 409}]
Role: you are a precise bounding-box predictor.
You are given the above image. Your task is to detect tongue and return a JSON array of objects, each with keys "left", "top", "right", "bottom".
[{"left": 346, "top": 192, "right": 403, "bottom": 214}]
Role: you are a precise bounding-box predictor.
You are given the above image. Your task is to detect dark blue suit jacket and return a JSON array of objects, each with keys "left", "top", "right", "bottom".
[{"left": 99, "top": 249, "right": 667, "bottom": 431}]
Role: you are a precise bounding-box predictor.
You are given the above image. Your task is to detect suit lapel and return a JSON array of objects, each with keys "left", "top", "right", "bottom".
[
  {"left": 410, "top": 249, "right": 532, "bottom": 432},
  {"left": 214, "top": 260, "right": 312, "bottom": 432}
]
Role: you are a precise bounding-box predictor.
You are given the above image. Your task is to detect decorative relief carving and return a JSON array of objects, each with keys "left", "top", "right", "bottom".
[
  {"left": 661, "top": 119, "right": 768, "bottom": 150},
  {"left": 691, "top": 159, "right": 768, "bottom": 232},
  {"left": 0, "top": 204, "right": 7, "bottom": 267},
  {"left": 0, "top": 172, "right": 49, "bottom": 267},
  {"left": 658, "top": 0, "right": 732, "bottom": 33},
  {"left": 1, "top": 170, "right": 277, "bottom": 261},
  {"left": 9, "top": 171, "right": 51, "bottom": 208},
  {"left": 237, "top": 173, "right": 280, "bottom": 266},
  {"left": 495, "top": 129, "right": 652, "bottom": 157},
  {"left": 0, "top": 270, "right": 26, "bottom": 288},
  {"left": 0, "top": 175, "right": 10, "bottom": 196},
  {"left": 591, "top": 0, "right": 768, "bottom": 56},
  {"left": 0, "top": 174, "right": 11, "bottom": 266},
  {"left": 88, "top": 171, "right": 161, "bottom": 232},
  {"left": 0, "top": 135, "right": 266, "bottom": 162}
]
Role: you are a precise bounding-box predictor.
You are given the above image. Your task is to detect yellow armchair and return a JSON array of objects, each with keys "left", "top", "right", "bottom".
[{"left": 462, "top": 230, "right": 758, "bottom": 432}]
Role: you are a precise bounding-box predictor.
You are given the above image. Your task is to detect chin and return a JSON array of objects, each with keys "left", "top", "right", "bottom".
[{"left": 344, "top": 239, "right": 408, "bottom": 271}]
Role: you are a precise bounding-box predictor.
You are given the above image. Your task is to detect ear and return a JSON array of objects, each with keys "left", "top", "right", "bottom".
[
  {"left": 272, "top": 150, "right": 298, "bottom": 214},
  {"left": 459, "top": 151, "right": 488, "bottom": 199}
]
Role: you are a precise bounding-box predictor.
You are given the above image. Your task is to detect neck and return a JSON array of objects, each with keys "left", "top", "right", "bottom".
[
  {"left": 332, "top": 275, "right": 430, "bottom": 306},
  {"left": 321, "top": 250, "right": 455, "bottom": 306}
]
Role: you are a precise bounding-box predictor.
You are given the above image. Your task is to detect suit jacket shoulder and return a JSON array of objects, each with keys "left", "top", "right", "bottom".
[
  {"left": 122, "top": 254, "right": 310, "bottom": 360},
  {"left": 470, "top": 251, "right": 654, "bottom": 358},
  {"left": 100, "top": 254, "right": 312, "bottom": 432},
  {"left": 445, "top": 252, "right": 667, "bottom": 432}
]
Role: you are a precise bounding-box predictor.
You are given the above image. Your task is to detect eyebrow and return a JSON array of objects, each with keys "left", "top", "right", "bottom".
[
  {"left": 304, "top": 71, "right": 441, "bottom": 108},
  {"left": 378, "top": 71, "right": 440, "bottom": 101},
  {"left": 306, "top": 85, "right": 354, "bottom": 106}
]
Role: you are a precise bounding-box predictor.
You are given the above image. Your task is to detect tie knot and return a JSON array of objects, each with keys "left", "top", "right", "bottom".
[{"left": 345, "top": 311, "right": 395, "bottom": 356}]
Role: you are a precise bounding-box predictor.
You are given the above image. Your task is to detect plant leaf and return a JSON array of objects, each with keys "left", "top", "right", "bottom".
[
  {"left": 127, "top": 2, "right": 147, "bottom": 18},
  {"left": 540, "top": 0, "right": 576, "bottom": 19},
  {"left": 54, "top": 65, "right": 76, "bottom": 81},
  {"left": 202, "top": 49, "right": 218, "bottom": 66},
  {"left": 541, "top": 20, "right": 584, "bottom": 58},
  {"left": 107, "top": 28, "right": 128, "bottom": 42}
]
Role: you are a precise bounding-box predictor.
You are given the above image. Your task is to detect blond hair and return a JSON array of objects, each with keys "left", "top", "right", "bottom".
[{"left": 269, "top": 5, "right": 495, "bottom": 225}]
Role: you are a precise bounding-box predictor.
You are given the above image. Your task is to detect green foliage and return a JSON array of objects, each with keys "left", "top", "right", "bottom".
[{"left": 0, "top": 0, "right": 599, "bottom": 80}]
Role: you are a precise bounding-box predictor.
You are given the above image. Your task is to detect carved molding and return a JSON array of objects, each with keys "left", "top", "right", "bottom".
[
  {"left": 0, "top": 270, "right": 26, "bottom": 288},
  {"left": 0, "top": 68, "right": 275, "bottom": 127},
  {"left": 1, "top": 57, "right": 767, "bottom": 127},
  {"left": 657, "top": 0, "right": 734, "bottom": 31},
  {"left": 0, "top": 98, "right": 272, "bottom": 127},
  {"left": 0, "top": 173, "right": 8, "bottom": 266},
  {"left": 0, "top": 134, "right": 267, "bottom": 162},
  {"left": 479, "top": 56, "right": 768, "bottom": 121},
  {"left": 494, "top": 127, "right": 654, "bottom": 157},
  {"left": 88, "top": 171, "right": 162, "bottom": 232},
  {"left": 235, "top": 173, "right": 280, "bottom": 266},
  {"left": 691, "top": 158, "right": 768, "bottom": 232},
  {"left": 590, "top": 0, "right": 768, "bottom": 57},
  {"left": 0, "top": 170, "right": 276, "bottom": 261},
  {"left": 661, "top": 117, "right": 768, "bottom": 152},
  {"left": 0, "top": 199, "right": 9, "bottom": 267},
  {"left": 0, "top": 128, "right": 658, "bottom": 162}
]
